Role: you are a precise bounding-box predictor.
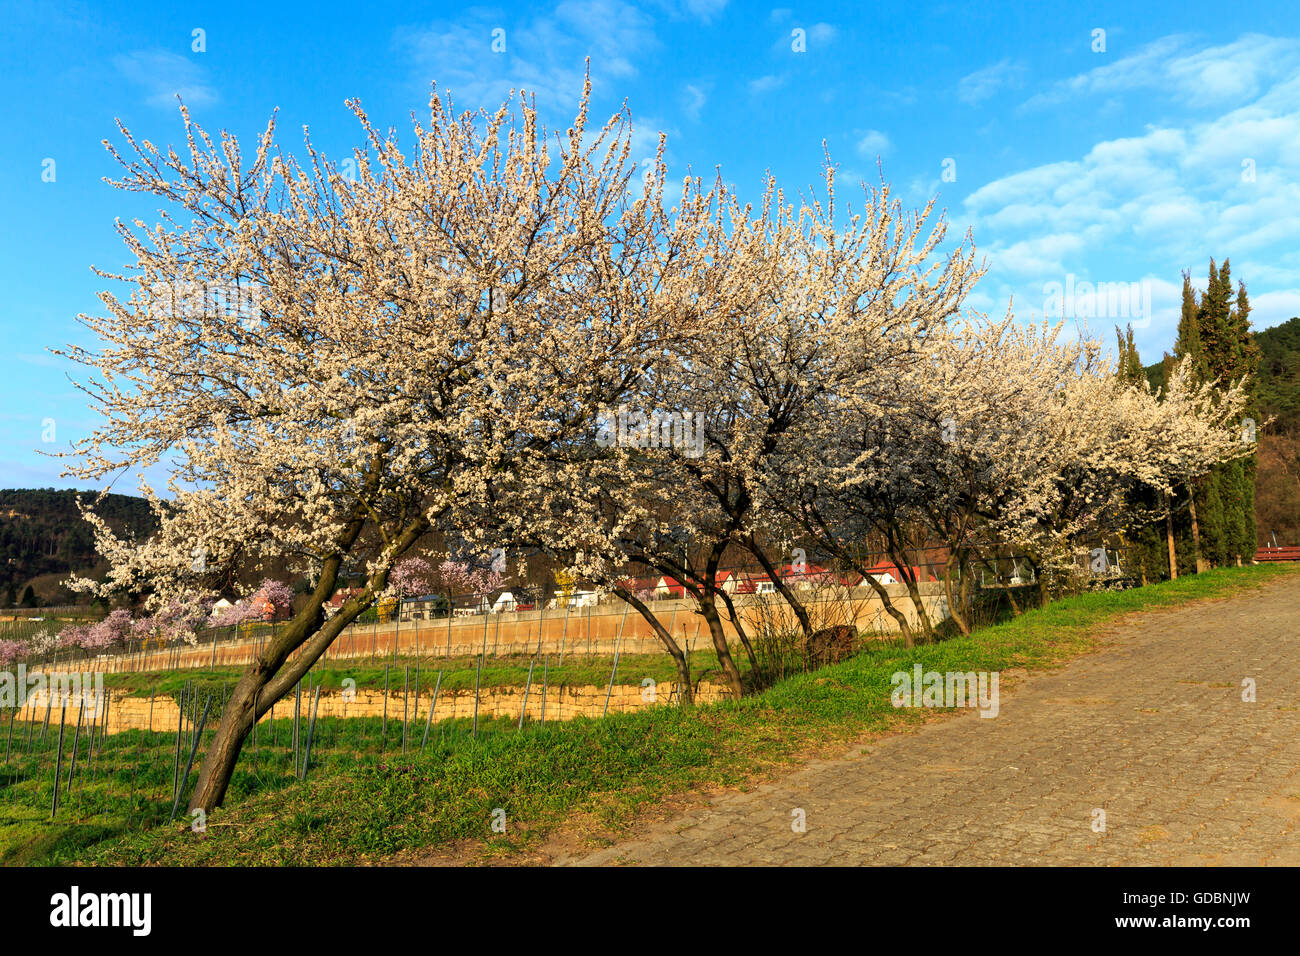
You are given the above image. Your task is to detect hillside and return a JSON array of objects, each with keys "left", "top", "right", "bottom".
[{"left": 0, "top": 488, "right": 157, "bottom": 606}]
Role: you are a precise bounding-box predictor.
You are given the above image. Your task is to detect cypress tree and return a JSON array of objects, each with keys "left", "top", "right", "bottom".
[
  {"left": 1175, "top": 271, "right": 1206, "bottom": 374},
  {"left": 1227, "top": 280, "right": 1260, "bottom": 561},
  {"left": 1173, "top": 270, "right": 1210, "bottom": 571}
]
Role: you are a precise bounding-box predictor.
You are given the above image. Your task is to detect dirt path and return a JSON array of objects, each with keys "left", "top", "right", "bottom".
[{"left": 567, "top": 575, "right": 1300, "bottom": 866}]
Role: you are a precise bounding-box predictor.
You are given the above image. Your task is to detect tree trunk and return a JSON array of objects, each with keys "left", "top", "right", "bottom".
[
  {"left": 1000, "top": 566, "right": 1021, "bottom": 616},
  {"left": 797, "top": 508, "right": 915, "bottom": 646},
  {"left": 189, "top": 508, "right": 429, "bottom": 813},
  {"left": 854, "top": 568, "right": 915, "bottom": 647},
  {"left": 716, "top": 587, "right": 760, "bottom": 674},
  {"left": 613, "top": 587, "right": 693, "bottom": 706},
  {"left": 189, "top": 591, "right": 348, "bottom": 812},
  {"left": 884, "top": 527, "right": 935, "bottom": 639},
  {"left": 697, "top": 599, "right": 744, "bottom": 698},
  {"left": 898, "top": 569, "right": 935, "bottom": 639},
  {"left": 1165, "top": 493, "right": 1178, "bottom": 580},
  {"left": 942, "top": 552, "right": 970, "bottom": 636},
  {"left": 1188, "top": 485, "right": 1206, "bottom": 574}
]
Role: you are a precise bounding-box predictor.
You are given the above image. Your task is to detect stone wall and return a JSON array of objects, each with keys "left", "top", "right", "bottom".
[{"left": 8, "top": 680, "right": 733, "bottom": 736}]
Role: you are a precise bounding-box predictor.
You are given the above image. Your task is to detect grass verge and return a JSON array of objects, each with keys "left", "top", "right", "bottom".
[{"left": 6, "top": 563, "right": 1294, "bottom": 866}]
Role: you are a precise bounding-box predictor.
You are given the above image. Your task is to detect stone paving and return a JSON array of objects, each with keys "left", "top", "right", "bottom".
[{"left": 572, "top": 575, "right": 1300, "bottom": 865}]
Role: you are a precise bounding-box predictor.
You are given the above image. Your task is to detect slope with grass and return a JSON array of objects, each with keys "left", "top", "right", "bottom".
[{"left": 5, "top": 564, "right": 1291, "bottom": 867}]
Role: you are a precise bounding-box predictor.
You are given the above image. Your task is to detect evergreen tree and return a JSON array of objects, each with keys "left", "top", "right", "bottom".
[
  {"left": 1172, "top": 270, "right": 1209, "bottom": 571},
  {"left": 1227, "top": 279, "right": 1260, "bottom": 560},
  {"left": 1175, "top": 270, "right": 1206, "bottom": 375},
  {"left": 1198, "top": 259, "right": 1233, "bottom": 379},
  {"left": 1116, "top": 325, "right": 1170, "bottom": 582}
]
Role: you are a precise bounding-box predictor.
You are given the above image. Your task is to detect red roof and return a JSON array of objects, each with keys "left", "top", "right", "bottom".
[
  {"left": 861, "top": 563, "right": 936, "bottom": 583},
  {"left": 655, "top": 576, "right": 686, "bottom": 597},
  {"left": 327, "top": 587, "right": 366, "bottom": 608}
]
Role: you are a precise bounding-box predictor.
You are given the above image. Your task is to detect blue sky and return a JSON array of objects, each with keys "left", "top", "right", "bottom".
[{"left": 3, "top": 0, "right": 1299, "bottom": 490}]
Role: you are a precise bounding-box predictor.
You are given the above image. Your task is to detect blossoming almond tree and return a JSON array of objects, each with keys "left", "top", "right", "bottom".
[
  {"left": 989, "top": 352, "right": 1256, "bottom": 597},
  {"left": 58, "top": 78, "right": 706, "bottom": 813}
]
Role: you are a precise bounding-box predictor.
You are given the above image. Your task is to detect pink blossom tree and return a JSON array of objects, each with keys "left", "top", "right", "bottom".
[
  {"left": 0, "top": 639, "right": 27, "bottom": 666},
  {"left": 81, "top": 608, "right": 133, "bottom": 652}
]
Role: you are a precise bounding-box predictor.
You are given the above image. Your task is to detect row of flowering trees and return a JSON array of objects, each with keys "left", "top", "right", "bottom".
[
  {"left": 0, "top": 579, "right": 300, "bottom": 665},
  {"left": 55, "top": 79, "right": 1253, "bottom": 811}
]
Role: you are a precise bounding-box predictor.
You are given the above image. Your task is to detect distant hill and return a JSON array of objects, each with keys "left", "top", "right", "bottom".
[
  {"left": 1256, "top": 316, "right": 1300, "bottom": 428},
  {"left": 1146, "top": 316, "right": 1300, "bottom": 547},
  {"left": 0, "top": 489, "right": 157, "bottom": 606}
]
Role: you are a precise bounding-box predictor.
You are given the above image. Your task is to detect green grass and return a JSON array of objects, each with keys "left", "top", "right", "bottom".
[
  {"left": 99, "top": 650, "right": 734, "bottom": 703},
  {"left": 2, "top": 563, "right": 1293, "bottom": 867}
]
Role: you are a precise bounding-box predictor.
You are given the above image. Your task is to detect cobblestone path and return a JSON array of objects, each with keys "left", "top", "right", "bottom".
[{"left": 573, "top": 576, "right": 1300, "bottom": 865}]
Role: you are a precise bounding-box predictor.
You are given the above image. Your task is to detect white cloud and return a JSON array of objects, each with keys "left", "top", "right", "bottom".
[
  {"left": 856, "top": 129, "right": 891, "bottom": 157},
  {"left": 395, "top": 0, "right": 657, "bottom": 114},
  {"left": 680, "top": 0, "right": 728, "bottom": 22},
  {"left": 1020, "top": 34, "right": 1300, "bottom": 111},
  {"left": 809, "top": 23, "right": 837, "bottom": 44},
  {"left": 1251, "top": 289, "right": 1300, "bottom": 328},
  {"left": 682, "top": 82, "right": 708, "bottom": 121},
  {"left": 748, "top": 74, "right": 785, "bottom": 95},
  {"left": 114, "top": 50, "right": 218, "bottom": 109},
  {"left": 959, "top": 37, "right": 1300, "bottom": 348},
  {"left": 957, "top": 59, "right": 1025, "bottom": 105}
]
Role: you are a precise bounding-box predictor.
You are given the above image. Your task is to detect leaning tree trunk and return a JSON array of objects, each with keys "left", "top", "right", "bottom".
[
  {"left": 895, "top": 565, "right": 935, "bottom": 639},
  {"left": 942, "top": 551, "right": 970, "bottom": 636},
  {"left": 189, "top": 510, "right": 429, "bottom": 813},
  {"left": 716, "top": 587, "right": 760, "bottom": 673},
  {"left": 802, "top": 507, "right": 917, "bottom": 644},
  {"left": 613, "top": 587, "right": 693, "bottom": 706},
  {"left": 696, "top": 599, "right": 744, "bottom": 698},
  {"left": 189, "top": 591, "right": 352, "bottom": 811},
  {"left": 884, "top": 527, "right": 935, "bottom": 639},
  {"left": 849, "top": 562, "right": 916, "bottom": 647},
  {"left": 745, "top": 539, "right": 814, "bottom": 645}
]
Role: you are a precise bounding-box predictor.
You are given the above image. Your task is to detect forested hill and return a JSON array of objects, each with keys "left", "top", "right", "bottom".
[
  {"left": 0, "top": 488, "right": 156, "bottom": 606},
  {"left": 1145, "top": 315, "right": 1300, "bottom": 428},
  {"left": 1255, "top": 316, "right": 1300, "bottom": 426}
]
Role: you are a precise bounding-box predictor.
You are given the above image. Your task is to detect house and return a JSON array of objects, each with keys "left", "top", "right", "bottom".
[
  {"left": 551, "top": 589, "right": 599, "bottom": 609},
  {"left": 653, "top": 576, "right": 686, "bottom": 599},
  {"left": 326, "top": 587, "right": 366, "bottom": 610},
  {"left": 859, "top": 563, "right": 937, "bottom": 586},
  {"left": 619, "top": 576, "right": 661, "bottom": 598},
  {"left": 491, "top": 590, "right": 520, "bottom": 613},
  {"left": 398, "top": 594, "right": 450, "bottom": 621},
  {"left": 208, "top": 598, "right": 233, "bottom": 619},
  {"left": 775, "top": 563, "right": 837, "bottom": 589},
  {"left": 714, "top": 570, "right": 741, "bottom": 594}
]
